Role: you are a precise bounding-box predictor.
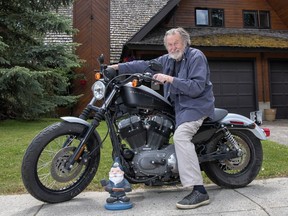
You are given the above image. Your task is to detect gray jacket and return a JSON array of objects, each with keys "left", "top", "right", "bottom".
[{"left": 118, "top": 47, "right": 215, "bottom": 127}]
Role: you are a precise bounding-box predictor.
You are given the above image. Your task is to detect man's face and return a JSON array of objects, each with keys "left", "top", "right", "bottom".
[{"left": 165, "top": 32, "right": 185, "bottom": 61}]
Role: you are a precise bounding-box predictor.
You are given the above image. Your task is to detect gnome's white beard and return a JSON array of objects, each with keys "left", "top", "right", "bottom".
[{"left": 109, "top": 173, "right": 124, "bottom": 185}]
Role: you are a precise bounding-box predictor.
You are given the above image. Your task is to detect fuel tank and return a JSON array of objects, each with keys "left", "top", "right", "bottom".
[{"left": 121, "top": 83, "right": 174, "bottom": 114}]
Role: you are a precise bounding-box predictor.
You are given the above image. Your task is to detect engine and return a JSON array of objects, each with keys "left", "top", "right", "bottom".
[
  {"left": 118, "top": 115, "right": 178, "bottom": 177},
  {"left": 118, "top": 114, "right": 174, "bottom": 150}
]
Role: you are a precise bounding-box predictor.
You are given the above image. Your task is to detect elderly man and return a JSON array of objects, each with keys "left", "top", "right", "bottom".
[{"left": 109, "top": 27, "right": 215, "bottom": 209}]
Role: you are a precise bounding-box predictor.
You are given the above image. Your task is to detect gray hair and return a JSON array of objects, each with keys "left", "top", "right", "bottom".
[{"left": 163, "top": 27, "right": 191, "bottom": 47}]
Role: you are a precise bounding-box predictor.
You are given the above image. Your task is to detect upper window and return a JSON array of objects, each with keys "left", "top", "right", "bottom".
[
  {"left": 195, "top": 8, "right": 224, "bottom": 27},
  {"left": 243, "top": 10, "right": 270, "bottom": 29}
]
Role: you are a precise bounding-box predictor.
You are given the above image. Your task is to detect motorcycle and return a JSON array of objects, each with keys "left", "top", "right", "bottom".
[{"left": 21, "top": 55, "right": 269, "bottom": 203}]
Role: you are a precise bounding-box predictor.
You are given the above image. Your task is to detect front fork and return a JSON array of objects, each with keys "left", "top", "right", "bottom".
[
  {"left": 64, "top": 88, "right": 121, "bottom": 170},
  {"left": 64, "top": 110, "right": 105, "bottom": 170}
]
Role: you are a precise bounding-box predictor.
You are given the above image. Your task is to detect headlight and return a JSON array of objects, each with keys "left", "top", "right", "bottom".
[{"left": 92, "top": 81, "right": 106, "bottom": 100}]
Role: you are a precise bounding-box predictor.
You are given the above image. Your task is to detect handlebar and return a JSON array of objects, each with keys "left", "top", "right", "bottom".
[
  {"left": 117, "top": 72, "right": 162, "bottom": 87},
  {"left": 103, "top": 67, "right": 162, "bottom": 87}
]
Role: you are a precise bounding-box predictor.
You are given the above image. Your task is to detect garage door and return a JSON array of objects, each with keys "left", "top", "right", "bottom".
[
  {"left": 209, "top": 60, "right": 257, "bottom": 117},
  {"left": 270, "top": 60, "right": 288, "bottom": 119}
]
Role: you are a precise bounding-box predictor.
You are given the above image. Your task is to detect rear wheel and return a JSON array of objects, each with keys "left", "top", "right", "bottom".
[
  {"left": 202, "top": 130, "right": 263, "bottom": 188},
  {"left": 21, "top": 122, "right": 101, "bottom": 203}
]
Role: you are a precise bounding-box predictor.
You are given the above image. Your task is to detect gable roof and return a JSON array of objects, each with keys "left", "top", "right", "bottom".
[
  {"left": 128, "top": 0, "right": 180, "bottom": 43},
  {"left": 110, "top": 0, "right": 170, "bottom": 63}
]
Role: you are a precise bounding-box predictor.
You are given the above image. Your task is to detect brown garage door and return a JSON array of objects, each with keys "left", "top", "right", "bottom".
[
  {"left": 270, "top": 60, "right": 288, "bottom": 119},
  {"left": 209, "top": 60, "right": 257, "bottom": 117}
]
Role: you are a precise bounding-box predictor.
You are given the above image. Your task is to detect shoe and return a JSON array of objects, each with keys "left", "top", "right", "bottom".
[
  {"left": 176, "top": 190, "right": 210, "bottom": 209},
  {"left": 106, "top": 196, "right": 118, "bottom": 203},
  {"left": 119, "top": 196, "right": 130, "bottom": 202}
]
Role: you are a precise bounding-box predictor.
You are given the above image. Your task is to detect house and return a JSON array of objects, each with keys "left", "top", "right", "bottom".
[{"left": 72, "top": 0, "right": 288, "bottom": 119}]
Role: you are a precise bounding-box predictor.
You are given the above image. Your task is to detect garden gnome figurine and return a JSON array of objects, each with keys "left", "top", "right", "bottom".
[{"left": 100, "top": 158, "right": 133, "bottom": 210}]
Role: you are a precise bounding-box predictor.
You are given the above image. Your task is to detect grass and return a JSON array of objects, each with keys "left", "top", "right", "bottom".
[
  {"left": 0, "top": 119, "right": 288, "bottom": 195},
  {"left": 0, "top": 118, "right": 115, "bottom": 194}
]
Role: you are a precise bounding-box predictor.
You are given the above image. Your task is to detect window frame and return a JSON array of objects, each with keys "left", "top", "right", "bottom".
[
  {"left": 243, "top": 10, "right": 270, "bottom": 29},
  {"left": 195, "top": 8, "right": 224, "bottom": 27},
  {"left": 259, "top": 10, "right": 270, "bottom": 29}
]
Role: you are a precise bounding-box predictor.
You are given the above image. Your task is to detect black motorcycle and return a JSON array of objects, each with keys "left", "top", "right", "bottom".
[{"left": 21, "top": 56, "right": 269, "bottom": 203}]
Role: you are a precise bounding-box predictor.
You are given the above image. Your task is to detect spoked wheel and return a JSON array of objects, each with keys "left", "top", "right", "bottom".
[
  {"left": 202, "top": 130, "right": 263, "bottom": 188},
  {"left": 21, "top": 122, "right": 101, "bottom": 203}
]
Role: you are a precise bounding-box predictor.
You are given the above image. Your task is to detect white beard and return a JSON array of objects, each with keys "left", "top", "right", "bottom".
[
  {"left": 169, "top": 50, "right": 183, "bottom": 61},
  {"left": 109, "top": 174, "right": 124, "bottom": 185}
]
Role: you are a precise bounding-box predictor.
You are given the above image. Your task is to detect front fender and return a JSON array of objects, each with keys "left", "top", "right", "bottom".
[
  {"left": 220, "top": 113, "right": 267, "bottom": 140},
  {"left": 61, "top": 116, "right": 91, "bottom": 127},
  {"left": 61, "top": 116, "right": 102, "bottom": 146}
]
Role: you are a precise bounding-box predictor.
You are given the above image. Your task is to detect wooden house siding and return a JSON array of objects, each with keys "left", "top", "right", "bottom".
[
  {"left": 167, "top": 0, "right": 287, "bottom": 29},
  {"left": 73, "top": 0, "right": 110, "bottom": 115},
  {"left": 267, "top": 0, "right": 288, "bottom": 27}
]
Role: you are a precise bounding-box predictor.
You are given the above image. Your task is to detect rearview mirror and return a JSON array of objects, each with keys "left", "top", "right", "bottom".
[
  {"left": 149, "top": 60, "right": 163, "bottom": 72},
  {"left": 98, "top": 54, "right": 104, "bottom": 64}
]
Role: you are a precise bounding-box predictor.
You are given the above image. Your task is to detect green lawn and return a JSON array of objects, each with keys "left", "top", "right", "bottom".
[{"left": 0, "top": 119, "right": 288, "bottom": 195}]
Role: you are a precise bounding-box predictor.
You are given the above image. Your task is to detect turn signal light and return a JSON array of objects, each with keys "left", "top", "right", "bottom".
[
  {"left": 132, "top": 79, "right": 139, "bottom": 87},
  {"left": 95, "top": 72, "right": 101, "bottom": 80}
]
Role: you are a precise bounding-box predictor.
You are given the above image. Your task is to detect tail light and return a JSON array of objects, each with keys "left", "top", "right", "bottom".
[{"left": 262, "top": 128, "right": 270, "bottom": 137}]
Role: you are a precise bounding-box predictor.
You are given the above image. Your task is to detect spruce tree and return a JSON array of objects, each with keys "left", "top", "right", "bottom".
[{"left": 0, "top": 0, "right": 81, "bottom": 119}]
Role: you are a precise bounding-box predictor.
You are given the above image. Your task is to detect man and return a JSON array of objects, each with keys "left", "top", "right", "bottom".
[{"left": 109, "top": 27, "right": 215, "bottom": 209}]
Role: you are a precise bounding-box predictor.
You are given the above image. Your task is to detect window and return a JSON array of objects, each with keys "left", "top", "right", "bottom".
[
  {"left": 195, "top": 8, "right": 224, "bottom": 27},
  {"left": 243, "top": 10, "right": 270, "bottom": 28},
  {"left": 196, "top": 9, "right": 209, "bottom": 25},
  {"left": 211, "top": 9, "right": 224, "bottom": 27},
  {"left": 259, "top": 11, "right": 270, "bottom": 28}
]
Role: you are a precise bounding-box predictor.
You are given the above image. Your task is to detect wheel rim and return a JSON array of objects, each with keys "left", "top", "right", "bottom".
[{"left": 37, "top": 135, "right": 88, "bottom": 191}]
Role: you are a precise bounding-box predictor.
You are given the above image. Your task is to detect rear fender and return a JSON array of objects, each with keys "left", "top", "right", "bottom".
[{"left": 219, "top": 113, "right": 267, "bottom": 140}]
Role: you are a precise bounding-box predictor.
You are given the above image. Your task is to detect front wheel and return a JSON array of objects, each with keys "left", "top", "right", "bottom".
[
  {"left": 21, "top": 122, "right": 101, "bottom": 203},
  {"left": 202, "top": 130, "right": 263, "bottom": 188}
]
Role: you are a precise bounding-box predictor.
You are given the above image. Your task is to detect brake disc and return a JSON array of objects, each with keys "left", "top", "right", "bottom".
[
  {"left": 50, "top": 146, "right": 83, "bottom": 182},
  {"left": 224, "top": 141, "right": 250, "bottom": 170}
]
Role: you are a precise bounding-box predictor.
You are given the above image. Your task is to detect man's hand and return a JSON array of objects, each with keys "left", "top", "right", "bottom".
[{"left": 153, "top": 73, "right": 173, "bottom": 84}]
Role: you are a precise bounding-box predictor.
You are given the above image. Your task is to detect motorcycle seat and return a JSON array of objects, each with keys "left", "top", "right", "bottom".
[{"left": 204, "top": 108, "right": 228, "bottom": 124}]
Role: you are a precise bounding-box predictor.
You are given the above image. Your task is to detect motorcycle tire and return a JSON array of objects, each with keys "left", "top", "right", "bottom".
[
  {"left": 21, "top": 122, "right": 101, "bottom": 203},
  {"left": 201, "top": 130, "right": 263, "bottom": 188}
]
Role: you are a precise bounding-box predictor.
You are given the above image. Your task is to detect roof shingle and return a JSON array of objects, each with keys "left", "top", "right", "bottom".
[
  {"left": 128, "top": 27, "right": 288, "bottom": 49},
  {"left": 110, "top": 0, "right": 170, "bottom": 63}
]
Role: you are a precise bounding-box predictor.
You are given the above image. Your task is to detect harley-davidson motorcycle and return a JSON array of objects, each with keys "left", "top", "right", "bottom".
[{"left": 21, "top": 55, "right": 269, "bottom": 203}]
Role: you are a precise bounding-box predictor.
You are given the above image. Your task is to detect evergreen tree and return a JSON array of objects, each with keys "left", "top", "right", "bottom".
[{"left": 0, "top": 0, "right": 81, "bottom": 119}]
